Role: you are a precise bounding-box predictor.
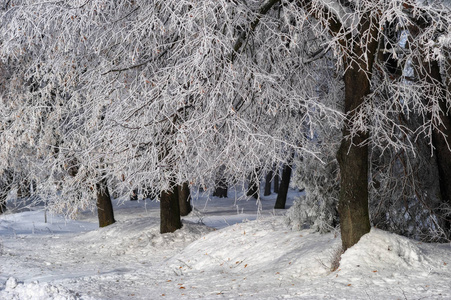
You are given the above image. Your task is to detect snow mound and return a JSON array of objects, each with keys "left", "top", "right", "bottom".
[
  {"left": 0, "top": 277, "right": 90, "bottom": 300},
  {"left": 168, "top": 217, "right": 341, "bottom": 278},
  {"left": 70, "top": 218, "right": 214, "bottom": 257},
  {"left": 339, "top": 228, "right": 449, "bottom": 276}
]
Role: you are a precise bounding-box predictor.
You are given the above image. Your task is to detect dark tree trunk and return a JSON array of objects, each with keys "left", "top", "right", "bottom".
[
  {"left": 337, "top": 57, "right": 376, "bottom": 251},
  {"left": 178, "top": 182, "right": 192, "bottom": 216},
  {"left": 334, "top": 13, "right": 379, "bottom": 252},
  {"left": 264, "top": 170, "right": 273, "bottom": 196},
  {"left": 130, "top": 189, "right": 138, "bottom": 201},
  {"left": 427, "top": 60, "right": 451, "bottom": 236},
  {"left": 160, "top": 184, "right": 182, "bottom": 234},
  {"left": 274, "top": 168, "right": 280, "bottom": 193},
  {"left": 0, "top": 194, "right": 6, "bottom": 214},
  {"left": 246, "top": 169, "right": 260, "bottom": 199},
  {"left": 96, "top": 179, "right": 116, "bottom": 228},
  {"left": 274, "top": 163, "right": 292, "bottom": 209},
  {"left": 291, "top": 0, "right": 377, "bottom": 252},
  {"left": 213, "top": 165, "right": 228, "bottom": 198},
  {"left": 213, "top": 184, "right": 228, "bottom": 198},
  {"left": 1, "top": 171, "right": 14, "bottom": 215}
]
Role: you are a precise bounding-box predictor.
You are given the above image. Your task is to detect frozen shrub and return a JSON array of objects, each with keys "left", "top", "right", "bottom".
[{"left": 286, "top": 142, "right": 340, "bottom": 233}]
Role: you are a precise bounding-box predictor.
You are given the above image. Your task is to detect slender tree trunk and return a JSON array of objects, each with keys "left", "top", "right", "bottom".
[
  {"left": 1, "top": 171, "right": 14, "bottom": 215},
  {"left": 274, "top": 167, "right": 280, "bottom": 193},
  {"left": 274, "top": 163, "right": 292, "bottom": 209},
  {"left": 96, "top": 179, "right": 116, "bottom": 228},
  {"left": 213, "top": 165, "right": 228, "bottom": 198},
  {"left": 160, "top": 184, "right": 182, "bottom": 234},
  {"left": 264, "top": 170, "right": 273, "bottom": 196},
  {"left": 246, "top": 169, "right": 260, "bottom": 199},
  {"left": 130, "top": 189, "right": 138, "bottom": 201},
  {"left": 0, "top": 194, "right": 6, "bottom": 214},
  {"left": 213, "top": 184, "right": 228, "bottom": 198},
  {"left": 178, "top": 182, "right": 192, "bottom": 216}
]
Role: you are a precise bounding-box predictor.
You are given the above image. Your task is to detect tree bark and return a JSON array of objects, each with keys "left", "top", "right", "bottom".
[
  {"left": 178, "top": 182, "right": 192, "bottom": 216},
  {"left": 274, "top": 163, "right": 292, "bottom": 209},
  {"left": 96, "top": 179, "right": 116, "bottom": 228},
  {"left": 160, "top": 184, "right": 182, "bottom": 234},
  {"left": 337, "top": 60, "right": 375, "bottom": 251},
  {"left": 264, "top": 170, "right": 273, "bottom": 196}
]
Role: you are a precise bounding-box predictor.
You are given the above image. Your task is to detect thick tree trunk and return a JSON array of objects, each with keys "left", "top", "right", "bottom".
[
  {"left": 178, "top": 182, "right": 192, "bottom": 216},
  {"left": 427, "top": 60, "right": 451, "bottom": 236},
  {"left": 264, "top": 170, "right": 273, "bottom": 196},
  {"left": 160, "top": 184, "right": 182, "bottom": 234},
  {"left": 334, "top": 12, "right": 378, "bottom": 251},
  {"left": 274, "top": 163, "right": 292, "bottom": 209},
  {"left": 96, "top": 179, "right": 116, "bottom": 228},
  {"left": 337, "top": 64, "right": 372, "bottom": 252},
  {"left": 246, "top": 169, "right": 260, "bottom": 199}
]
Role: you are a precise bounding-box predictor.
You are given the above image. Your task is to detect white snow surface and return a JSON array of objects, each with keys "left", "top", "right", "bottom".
[{"left": 1, "top": 189, "right": 450, "bottom": 299}]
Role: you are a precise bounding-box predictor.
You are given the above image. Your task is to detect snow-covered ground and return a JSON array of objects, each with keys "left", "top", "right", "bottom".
[{"left": 1, "top": 188, "right": 450, "bottom": 299}]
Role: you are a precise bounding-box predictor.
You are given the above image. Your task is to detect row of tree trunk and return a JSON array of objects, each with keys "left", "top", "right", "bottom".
[{"left": 243, "top": 164, "right": 293, "bottom": 210}]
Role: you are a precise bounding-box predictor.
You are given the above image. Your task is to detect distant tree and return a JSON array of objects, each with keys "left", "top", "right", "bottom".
[
  {"left": 213, "top": 166, "right": 228, "bottom": 198},
  {"left": 246, "top": 169, "right": 260, "bottom": 199},
  {"left": 263, "top": 169, "right": 273, "bottom": 196},
  {"left": 0, "top": 171, "right": 13, "bottom": 214},
  {"left": 274, "top": 162, "right": 292, "bottom": 209}
]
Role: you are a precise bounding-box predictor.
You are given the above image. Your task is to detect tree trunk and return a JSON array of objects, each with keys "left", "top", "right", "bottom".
[
  {"left": 178, "top": 182, "right": 192, "bottom": 216},
  {"left": 337, "top": 63, "right": 374, "bottom": 251},
  {"left": 274, "top": 168, "right": 280, "bottom": 193},
  {"left": 0, "top": 193, "right": 6, "bottom": 214},
  {"left": 427, "top": 60, "right": 451, "bottom": 236},
  {"left": 96, "top": 179, "right": 116, "bottom": 228},
  {"left": 333, "top": 11, "right": 379, "bottom": 251},
  {"left": 264, "top": 170, "right": 273, "bottom": 196},
  {"left": 246, "top": 169, "right": 260, "bottom": 199},
  {"left": 213, "top": 165, "right": 228, "bottom": 198},
  {"left": 160, "top": 184, "right": 182, "bottom": 234},
  {"left": 130, "top": 189, "right": 138, "bottom": 201},
  {"left": 0, "top": 171, "right": 14, "bottom": 215},
  {"left": 274, "top": 163, "right": 292, "bottom": 209},
  {"left": 213, "top": 184, "right": 228, "bottom": 198}
]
